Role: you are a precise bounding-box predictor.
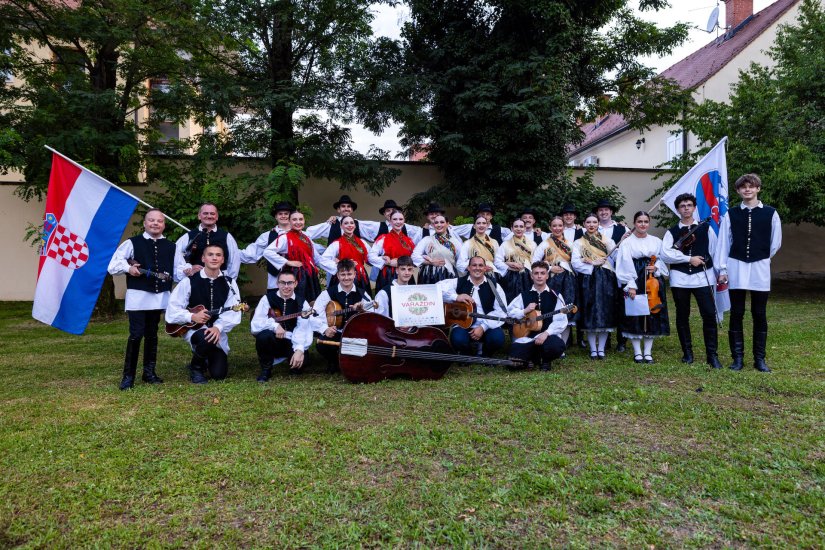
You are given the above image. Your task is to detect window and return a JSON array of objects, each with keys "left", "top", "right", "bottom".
[
  {"left": 666, "top": 131, "right": 684, "bottom": 162},
  {"left": 1, "top": 49, "right": 12, "bottom": 83},
  {"left": 149, "top": 78, "right": 179, "bottom": 142}
]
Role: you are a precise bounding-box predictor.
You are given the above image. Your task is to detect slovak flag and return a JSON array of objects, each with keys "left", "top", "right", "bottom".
[
  {"left": 662, "top": 136, "right": 729, "bottom": 234},
  {"left": 32, "top": 152, "right": 138, "bottom": 334}
]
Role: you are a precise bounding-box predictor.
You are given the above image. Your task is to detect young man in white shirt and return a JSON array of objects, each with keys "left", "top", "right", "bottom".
[
  {"left": 375, "top": 255, "right": 416, "bottom": 318},
  {"left": 717, "top": 173, "right": 782, "bottom": 372}
]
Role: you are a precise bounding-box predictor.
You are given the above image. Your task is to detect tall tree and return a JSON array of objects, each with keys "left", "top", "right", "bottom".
[
  {"left": 356, "top": 0, "right": 690, "bottom": 211},
  {"left": 653, "top": 0, "right": 825, "bottom": 226}
]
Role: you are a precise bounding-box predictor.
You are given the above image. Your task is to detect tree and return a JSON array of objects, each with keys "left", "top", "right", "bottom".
[
  {"left": 652, "top": 0, "right": 825, "bottom": 226},
  {"left": 356, "top": 0, "right": 690, "bottom": 213}
]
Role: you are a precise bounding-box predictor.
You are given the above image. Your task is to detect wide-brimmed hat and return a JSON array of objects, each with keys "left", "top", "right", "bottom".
[
  {"left": 594, "top": 199, "right": 616, "bottom": 212},
  {"left": 476, "top": 202, "right": 495, "bottom": 216},
  {"left": 333, "top": 195, "right": 358, "bottom": 210},
  {"left": 561, "top": 203, "right": 578, "bottom": 215},
  {"left": 379, "top": 199, "right": 401, "bottom": 215},
  {"left": 272, "top": 201, "right": 295, "bottom": 214},
  {"left": 425, "top": 202, "right": 446, "bottom": 215},
  {"left": 520, "top": 207, "right": 538, "bottom": 218}
]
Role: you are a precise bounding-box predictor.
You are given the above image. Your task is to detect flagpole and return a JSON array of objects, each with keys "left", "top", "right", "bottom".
[{"left": 44, "top": 145, "right": 190, "bottom": 232}]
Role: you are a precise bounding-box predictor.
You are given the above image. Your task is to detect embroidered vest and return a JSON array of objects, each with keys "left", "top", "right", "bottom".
[{"left": 126, "top": 236, "right": 175, "bottom": 293}]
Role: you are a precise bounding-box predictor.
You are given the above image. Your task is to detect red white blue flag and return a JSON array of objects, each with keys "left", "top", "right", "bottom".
[
  {"left": 32, "top": 152, "right": 138, "bottom": 334},
  {"left": 662, "top": 136, "right": 729, "bottom": 234}
]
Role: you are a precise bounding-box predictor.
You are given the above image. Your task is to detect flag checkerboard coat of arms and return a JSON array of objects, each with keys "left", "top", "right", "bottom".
[{"left": 43, "top": 216, "right": 90, "bottom": 270}]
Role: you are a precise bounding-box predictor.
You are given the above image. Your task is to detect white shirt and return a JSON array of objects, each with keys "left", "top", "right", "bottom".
[
  {"left": 375, "top": 279, "right": 410, "bottom": 318},
  {"left": 660, "top": 222, "right": 718, "bottom": 289},
  {"left": 239, "top": 227, "right": 289, "bottom": 289},
  {"left": 571, "top": 235, "right": 616, "bottom": 275},
  {"left": 174, "top": 225, "right": 241, "bottom": 281},
  {"left": 717, "top": 202, "right": 782, "bottom": 291},
  {"left": 262, "top": 231, "right": 325, "bottom": 272},
  {"left": 411, "top": 234, "right": 462, "bottom": 274},
  {"left": 306, "top": 217, "right": 379, "bottom": 243},
  {"left": 456, "top": 237, "right": 498, "bottom": 275},
  {"left": 310, "top": 284, "right": 374, "bottom": 334},
  {"left": 367, "top": 233, "right": 417, "bottom": 269},
  {"left": 506, "top": 286, "right": 568, "bottom": 338},
  {"left": 108, "top": 232, "right": 184, "bottom": 311},
  {"left": 165, "top": 271, "right": 242, "bottom": 355},
  {"left": 318, "top": 239, "right": 372, "bottom": 275},
  {"left": 615, "top": 234, "right": 668, "bottom": 291},
  {"left": 494, "top": 237, "right": 535, "bottom": 277},
  {"left": 250, "top": 293, "right": 313, "bottom": 352},
  {"left": 439, "top": 277, "right": 506, "bottom": 331},
  {"left": 453, "top": 223, "right": 512, "bottom": 242},
  {"left": 563, "top": 226, "right": 580, "bottom": 245},
  {"left": 598, "top": 221, "right": 627, "bottom": 244}
]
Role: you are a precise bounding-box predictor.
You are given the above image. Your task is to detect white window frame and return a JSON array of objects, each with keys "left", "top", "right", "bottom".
[{"left": 666, "top": 131, "right": 684, "bottom": 162}]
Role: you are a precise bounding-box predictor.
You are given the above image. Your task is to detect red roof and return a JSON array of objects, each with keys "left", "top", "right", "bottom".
[{"left": 569, "top": 0, "right": 800, "bottom": 156}]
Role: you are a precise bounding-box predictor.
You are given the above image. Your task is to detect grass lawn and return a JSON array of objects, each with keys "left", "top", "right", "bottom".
[{"left": 1, "top": 281, "right": 823, "bottom": 547}]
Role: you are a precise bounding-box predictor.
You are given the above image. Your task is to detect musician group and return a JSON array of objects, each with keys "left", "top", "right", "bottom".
[{"left": 107, "top": 173, "right": 781, "bottom": 389}]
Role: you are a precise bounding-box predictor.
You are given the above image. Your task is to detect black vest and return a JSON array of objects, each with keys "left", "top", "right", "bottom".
[
  {"left": 489, "top": 224, "right": 503, "bottom": 245},
  {"left": 521, "top": 288, "right": 557, "bottom": 333},
  {"left": 328, "top": 285, "right": 366, "bottom": 323},
  {"left": 126, "top": 236, "right": 175, "bottom": 293},
  {"left": 729, "top": 206, "right": 775, "bottom": 263},
  {"left": 378, "top": 221, "right": 408, "bottom": 237},
  {"left": 667, "top": 223, "right": 714, "bottom": 274},
  {"left": 185, "top": 227, "right": 229, "bottom": 271},
  {"left": 328, "top": 219, "right": 362, "bottom": 242},
  {"left": 530, "top": 231, "right": 543, "bottom": 246},
  {"left": 606, "top": 224, "right": 626, "bottom": 246},
  {"left": 380, "top": 284, "right": 395, "bottom": 318},
  {"left": 456, "top": 276, "right": 496, "bottom": 314},
  {"left": 266, "top": 229, "right": 281, "bottom": 277},
  {"left": 265, "top": 289, "right": 304, "bottom": 332},
  {"left": 188, "top": 274, "right": 231, "bottom": 327}
]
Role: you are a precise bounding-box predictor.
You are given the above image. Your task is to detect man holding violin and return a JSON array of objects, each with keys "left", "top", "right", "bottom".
[
  {"left": 660, "top": 193, "right": 723, "bottom": 369},
  {"left": 250, "top": 269, "right": 313, "bottom": 380}
]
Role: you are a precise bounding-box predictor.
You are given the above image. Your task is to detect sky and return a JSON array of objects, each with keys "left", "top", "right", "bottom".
[{"left": 347, "top": 1, "right": 777, "bottom": 156}]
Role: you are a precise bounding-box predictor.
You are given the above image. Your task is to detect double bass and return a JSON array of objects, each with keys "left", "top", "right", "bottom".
[{"left": 325, "top": 312, "right": 527, "bottom": 383}]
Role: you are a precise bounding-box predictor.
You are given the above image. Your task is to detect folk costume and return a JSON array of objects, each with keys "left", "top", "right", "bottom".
[
  {"left": 453, "top": 222, "right": 511, "bottom": 245},
  {"left": 175, "top": 224, "right": 241, "bottom": 280},
  {"left": 108, "top": 232, "right": 182, "bottom": 389},
  {"left": 239, "top": 226, "right": 289, "bottom": 290},
  {"left": 412, "top": 232, "right": 462, "bottom": 284},
  {"left": 264, "top": 230, "right": 324, "bottom": 302},
  {"left": 320, "top": 234, "right": 374, "bottom": 296},
  {"left": 165, "top": 270, "right": 242, "bottom": 382},
  {"left": 660, "top": 220, "right": 722, "bottom": 367},
  {"left": 250, "top": 289, "right": 313, "bottom": 379},
  {"left": 312, "top": 284, "right": 373, "bottom": 370},
  {"left": 533, "top": 234, "right": 579, "bottom": 328},
  {"left": 571, "top": 232, "right": 618, "bottom": 357},
  {"left": 507, "top": 288, "right": 569, "bottom": 370},
  {"left": 375, "top": 279, "right": 410, "bottom": 318},
  {"left": 440, "top": 276, "right": 507, "bottom": 357},
  {"left": 615, "top": 233, "right": 670, "bottom": 362},
  {"left": 368, "top": 230, "right": 417, "bottom": 290},
  {"left": 457, "top": 233, "right": 499, "bottom": 275},
  {"left": 717, "top": 201, "right": 782, "bottom": 371},
  {"left": 494, "top": 235, "right": 535, "bottom": 302}
]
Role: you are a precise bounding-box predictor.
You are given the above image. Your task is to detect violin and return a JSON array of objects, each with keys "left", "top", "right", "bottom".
[
  {"left": 673, "top": 216, "right": 712, "bottom": 254},
  {"left": 645, "top": 256, "right": 663, "bottom": 315},
  {"left": 326, "top": 313, "right": 527, "bottom": 383},
  {"left": 325, "top": 300, "right": 379, "bottom": 328}
]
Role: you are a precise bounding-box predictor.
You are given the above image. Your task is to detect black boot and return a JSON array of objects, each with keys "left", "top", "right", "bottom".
[
  {"left": 703, "top": 325, "right": 723, "bottom": 369},
  {"left": 189, "top": 355, "right": 209, "bottom": 384},
  {"left": 539, "top": 361, "right": 551, "bottom": 371},
  {"left": 119, "top": 337, "right": 141, "bottom": 390},
  {"left": 141, "top": 336, "right": 164, "bottom": 383},
  {"left": 676, "top": 324, "right": 694, "bottom": 364},
  {"left": 615, "top": 335, "right": 627, "bottom": 353},
  {"left": 728, "top": 331, "right": 744, "bottom": 371},
  {"left": 753, "top": 331, "right": 771, "bottom": 372},
  {"left": 577, "top": 328, "right": 587, "bottom": 349},
  {"left": 257, "top": 360, "right": 273, "bottom": 382}
]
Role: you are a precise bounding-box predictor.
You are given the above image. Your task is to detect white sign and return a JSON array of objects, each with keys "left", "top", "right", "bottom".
[
  {"left": 390, "top": 284, "right": 445, "bottom": 327},
  {"left": 624, "top": 293, "right": 651, "bottom": 316}
]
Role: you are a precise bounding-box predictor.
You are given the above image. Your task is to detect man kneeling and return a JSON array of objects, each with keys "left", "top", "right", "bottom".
[
  {"left": 507, "top": 261, "right": 568, "bottom": 371},
  {"left": 251, "top": 270, "right": 313, "bottom": 380},
  {"left": 441, "top": 255, "right": 506, "bottom": 357}
]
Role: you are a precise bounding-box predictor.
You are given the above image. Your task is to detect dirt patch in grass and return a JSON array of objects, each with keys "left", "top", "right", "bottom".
[{"left": 576, "top": 413, "right": 709, "bottom": 458}]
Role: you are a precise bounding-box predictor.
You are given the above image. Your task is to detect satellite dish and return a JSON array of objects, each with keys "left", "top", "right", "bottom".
[{"left": 706, "top": 6, "right": 720, "bottom": 33}]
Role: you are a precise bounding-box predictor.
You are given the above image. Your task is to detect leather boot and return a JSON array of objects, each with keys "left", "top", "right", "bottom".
[
  {"left": 141, "top": 336, "right": 163, "bottom": 383},
  {"left": 189, "top": 355, "right": 209, "bottom": 384},
  {"left": 119, "top": 337, "right": 141, "bottom": 390},
  {"left": 676, "top": 324, "right": 694, "bottom": 364},
  {"left": 753, "top": 331, "right": 771, "bottom": 372},
  {"left": 728, "top": 330, "right": 744, "bottom": 371},
  {"left": 257, "top": 360, "right": 273, "bottom": 382},
  {"left": 615, "top": 335, "right": 627, "bottom": 353},
  {"left": 703, "top": 325, "right": 723, "bottom": 369}
]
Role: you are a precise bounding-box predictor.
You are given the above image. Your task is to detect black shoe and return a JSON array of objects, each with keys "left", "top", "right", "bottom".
[
  {"left": 119, "top": 337, "right": 141, "bottom": 390},
  {"left": 753, "top": 331, "right": 771, "bottom": 372},
  {"left": 729, "top": 331, "right": 745, "bottom": 371},
  {"left": 539, "top": 361, "right": 551, "bottom": 371},
  {"left": 590, "top": 351, "right": 599, "bottom": 361},
  {"left": 615, "top": 342, "right": 626, "bottom": 353},
  {"left": 119, "top": 374, "right": 135, "bottom": 391},
  {"left": 257, "top": 366, "right": 272, "bottom": 383},
  {"left": 707, "top": 355, "right": 724, "bottom": 369},
  {"left": 703, "top": 325, "right": 721, "bottom": 369},
  {"left": 681, "top": 351, "right": 694, "bottom": 364},
  {"left": 634, "top": 354, "right": 643, "bottom": 364},
  {"left": 644, "top": 355, "right": 654, "bottom": 364},
  {"left": 189, "top": 362, "right": 208, "bottom": 384},
  {"left": 141, "top": 363, "right": 164, "bottom": 384}
]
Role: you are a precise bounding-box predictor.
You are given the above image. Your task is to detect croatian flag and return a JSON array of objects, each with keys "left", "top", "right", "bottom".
[
  {"left": 32, "top": 152, "right": 138, "bottom": 334},
  {"left": 661, "top": 136, "right": 729, "bottom": 235}
]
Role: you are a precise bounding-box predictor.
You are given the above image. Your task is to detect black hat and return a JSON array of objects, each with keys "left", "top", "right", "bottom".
[
  {"left": 561, "top": 203, "right": 578, "bottom": 215},
  {"left": 476, "top": 202, "right": 495, "bottom": 216},
  {"left": 425, "top": 202, "right": 446, "bottom": 215},
  {"left": 520, "top": 207, "right": 538, "bottom": 218},
  {"left": 379, "top": 199, "right": 401, "bottom": 215},
  {"left": 272, "top": 201, "right": 295, "bottom": 214},
  {"left": 333, "top": 195, "right": 358, "bottom": 210},
  {"left": 594, "top": 199, "right": 616, "bottom": 212}
]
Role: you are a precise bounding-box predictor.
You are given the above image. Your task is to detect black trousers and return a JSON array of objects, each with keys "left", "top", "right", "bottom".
[
  {"left": 671, "top": 286, "right": 717, "bottom": 332},
  {"left": 190, "top": 329, "right": 229, "bottom": 380},
  {"left": 127, "top": 310, "right": 162, "bottom": 338},
  {"left": 315, "top": 332, "right": 342, "bottom": 366},
  {"left": 729, "top": 289, "right": 770, "bottom": 332},
  {"left": 509, "top": 334, "right": 566, "bottom": 364},
  {"left": 255, "top": 330, "right": 293, "bottom": 365}
]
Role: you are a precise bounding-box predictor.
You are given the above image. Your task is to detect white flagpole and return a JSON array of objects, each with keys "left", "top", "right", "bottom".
[{"left": 44, "top": 145, "right": 190, "bottom": 232}]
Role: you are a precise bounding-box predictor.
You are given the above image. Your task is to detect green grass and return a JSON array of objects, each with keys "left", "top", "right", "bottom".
[{"left": 1, "top": 283, "right": 823, "bottom": 547}]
